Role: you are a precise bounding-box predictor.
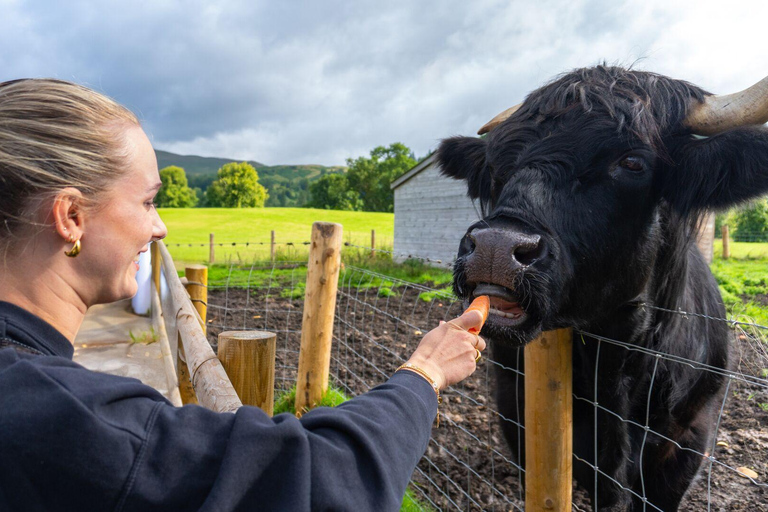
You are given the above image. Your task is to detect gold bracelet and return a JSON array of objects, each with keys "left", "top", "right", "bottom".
[{"left": 396, "top": 363, "right": 442, "bottom": 427}]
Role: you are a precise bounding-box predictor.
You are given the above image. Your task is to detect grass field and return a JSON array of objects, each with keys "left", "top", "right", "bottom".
[
  {"left": 713, "top": 240, "right": 768, "bottom": 259},
  {"left": 159, "top": 207, "right": 394, "bottom": 263}
]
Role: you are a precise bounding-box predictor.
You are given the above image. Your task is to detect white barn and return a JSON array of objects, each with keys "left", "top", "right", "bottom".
[
  {"left": 390, "top": 153, "right": 715, "bottom": 266},
  {"left": 390, "top": 154, "right": 482, "bottom": 267}
]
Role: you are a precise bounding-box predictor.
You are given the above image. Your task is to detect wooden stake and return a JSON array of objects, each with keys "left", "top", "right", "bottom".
[
  {"left": 295, "top": 222, "right": 343, "bottom": 416},
  {"left": 525, "top": 328, "right": 573, "bottom": 512},
  {"left": 151, "top": 242, "right": 161, "bottom": 294},
  {"left": 185, "top": 265, "right": 208, "bottom": 334},
  {"left": 722, "top": 225, "right": 730, "bottom": 260},
  {"left": 209, "top": 233, "right": 215, "bottom": 264},
  {"left": 176, "top": 342, "right": 198, "bottom": 405},
  {"left": 218, "top": 331, "right": 277, "bottom": 415},
  {"left": 371, "top": 229, "right": 376, "bottom": 258},
  {"left": 271, "top": 230, "right": 276, "bottom": 264}
]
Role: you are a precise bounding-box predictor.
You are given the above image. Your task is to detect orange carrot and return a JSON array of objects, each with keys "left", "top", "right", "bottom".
[{"left": 465, "top": 295, "right": 490, "bottom": 334}]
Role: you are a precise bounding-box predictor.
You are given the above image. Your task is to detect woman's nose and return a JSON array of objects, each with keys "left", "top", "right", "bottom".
[{"left": 152, "top": 212, "right": 168, "bottom": 241}]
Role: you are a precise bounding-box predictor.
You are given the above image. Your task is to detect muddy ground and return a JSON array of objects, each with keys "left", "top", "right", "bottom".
[{"left": 206, "top": 282, "right": 768, "bottom": 511}]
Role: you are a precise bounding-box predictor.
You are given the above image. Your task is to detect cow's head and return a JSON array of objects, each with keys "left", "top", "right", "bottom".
[{"left": 439, "top": 66, "right": 768, "bottom": 345}]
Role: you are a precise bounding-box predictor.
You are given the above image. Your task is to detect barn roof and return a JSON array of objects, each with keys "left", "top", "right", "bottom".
[{"left": 390, "top": 153, "right": 437, "bottom": 190}]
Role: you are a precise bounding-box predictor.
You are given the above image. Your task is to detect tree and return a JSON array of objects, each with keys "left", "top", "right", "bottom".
[
  {"left": 346, "top": 143, "right": 416, "bottom": 212},
  {"left": 205, "top": 162, "right": 268, "bottom": 208},
  {"left": 734, "top": 198, "right": 768, "bottom": 242},
  {"left": 307, "top": 174, "right": 363, "bottom": 211},
  {"left": 156, "top": 166, "right": 198, "bottom": 208}
]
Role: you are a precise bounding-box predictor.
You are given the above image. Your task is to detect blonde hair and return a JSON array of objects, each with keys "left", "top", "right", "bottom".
[{"left": 0, "top": 78, "right": 139, "bottom": 246}]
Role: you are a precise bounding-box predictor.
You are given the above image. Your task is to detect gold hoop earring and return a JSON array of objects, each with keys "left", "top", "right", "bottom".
[{"left": 64, "top": 238, "right": 81, "bottom": 258}]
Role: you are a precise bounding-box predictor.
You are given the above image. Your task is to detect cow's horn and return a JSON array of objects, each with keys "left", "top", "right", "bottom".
[
  {"left": 685, "top": 75, "right": 768, "bottom": 136},
  {"left": 478, "top": 103, "right": 522, "bottom": 135}
]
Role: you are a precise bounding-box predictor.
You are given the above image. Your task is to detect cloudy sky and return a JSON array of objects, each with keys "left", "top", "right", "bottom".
[{"left": 1, "top": 0, "right": 765, "bottom": 166}]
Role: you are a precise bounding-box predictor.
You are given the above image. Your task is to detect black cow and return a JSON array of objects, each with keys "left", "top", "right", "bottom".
[{"left": 437, "top": 66, "right": 768, "bottom": 511}]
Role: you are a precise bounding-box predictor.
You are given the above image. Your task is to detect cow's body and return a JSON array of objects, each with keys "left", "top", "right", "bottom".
[
  {"left": 437, "top": 66, "right": 768, "bottom": 510},
  {"left": 492, "top": 240, "right": 728, "bottom": 510}
]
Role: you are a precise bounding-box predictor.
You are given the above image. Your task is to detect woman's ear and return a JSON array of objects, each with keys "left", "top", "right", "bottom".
[{"left": 52, "top": 188, "right": 85, "bottom": 241}]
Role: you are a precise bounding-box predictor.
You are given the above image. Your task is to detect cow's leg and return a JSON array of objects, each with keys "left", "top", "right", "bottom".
[
  {"left": 633, "top": 423, "right": 711, "bottom": 511},
  {"left": 492, "top": 343, "right": 526, "bottom": 484}
]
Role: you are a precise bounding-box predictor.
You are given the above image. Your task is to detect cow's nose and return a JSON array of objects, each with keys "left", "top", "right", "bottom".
[{"left": 466, "top": 228, "right": 546, "bottom": 268}]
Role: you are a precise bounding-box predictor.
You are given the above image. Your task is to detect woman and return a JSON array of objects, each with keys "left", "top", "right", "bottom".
[{"left": 0, "top": 78, "right": 486, "bottom": 511}]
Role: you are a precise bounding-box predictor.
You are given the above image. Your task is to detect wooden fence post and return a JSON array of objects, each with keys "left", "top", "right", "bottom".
[
  {"left": 295, "top": 222, "right": 343, "bottom": 416},
  {"left": 218, "top": 331, "right": 277, "bottom": 415},
  {"left": 525, "top": 328, "right": 573, "bottom": 512},
  {"left": 271, "top": 230, "right": 276, "bottom": 264},
  {"left": 371, "top": 229, "right": 376, "bottom": 257},
  {"left": 178, "top": 265, "right": 208, "bottom": 406},
  {"left": 722, "top": 225, "right": 730, "bottom": 260},
  {"left": 151, "top": 242, "right": 161, "bottom": 294},
  {"left": 209, "top": 233, "right": 215, "bottom": 264},
  {"left": 185, "top": 265, "right": 208, "bottom": 334}
]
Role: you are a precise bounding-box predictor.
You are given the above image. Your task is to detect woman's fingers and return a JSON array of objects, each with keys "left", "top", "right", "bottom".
[{"left": 405, "top": 308, "right": 490, "bottom": 389}]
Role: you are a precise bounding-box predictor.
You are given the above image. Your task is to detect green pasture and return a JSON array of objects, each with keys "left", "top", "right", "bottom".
[
  {"left": 158, "top": 207, "right": 394, "bottom": 264},
  {"left": 713, "top": 240, "right": 768, "bottom": 259}
]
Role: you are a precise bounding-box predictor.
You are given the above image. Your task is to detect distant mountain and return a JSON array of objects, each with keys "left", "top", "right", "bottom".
[
  {"left": 155, "top": 149, "right": 265, "bottom": 176},
  {"left": 154, "top": 149, "right": 345, "bottom": 207}
]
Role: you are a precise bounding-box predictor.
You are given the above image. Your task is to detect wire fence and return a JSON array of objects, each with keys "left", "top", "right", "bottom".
[
  {"left": 164, "top": 231, "right": 394, "bottom": 264},
  {"left": 201, "top": 252, "right": 768, "bottom": 511}
]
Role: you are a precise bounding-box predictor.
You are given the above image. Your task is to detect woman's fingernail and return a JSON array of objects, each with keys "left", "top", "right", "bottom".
[{"left": 439, "top": 320, "right": 445, "bottom": 325}]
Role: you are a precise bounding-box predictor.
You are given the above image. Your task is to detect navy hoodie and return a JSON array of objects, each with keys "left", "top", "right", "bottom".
[{"left": 0, "top": 301, "right": 437, "bottom": 511}]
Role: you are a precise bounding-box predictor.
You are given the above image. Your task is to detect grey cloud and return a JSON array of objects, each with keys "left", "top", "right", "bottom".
[{"left": 1, "top": 0, "right": 765, "bottom": 165}]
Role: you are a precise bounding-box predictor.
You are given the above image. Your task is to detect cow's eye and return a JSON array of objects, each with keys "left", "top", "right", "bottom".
[{"left": 619, "top": 156, "right": 644, "bottom": 172}]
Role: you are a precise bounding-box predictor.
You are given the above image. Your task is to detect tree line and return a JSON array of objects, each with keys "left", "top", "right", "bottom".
[
  {"left": 157, "top": 162, "right": 268, "bottom": 208},
  {"left": 156, "top": 142, "right": 418, "bottom": 212}
]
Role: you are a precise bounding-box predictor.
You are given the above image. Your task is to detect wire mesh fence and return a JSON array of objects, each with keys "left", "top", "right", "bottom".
[
  {"left": 164, "top": 231, "right": 394, "bottom": 264},
  {"left": 201, "top": 254, "right": 768, "bottom": 511}
]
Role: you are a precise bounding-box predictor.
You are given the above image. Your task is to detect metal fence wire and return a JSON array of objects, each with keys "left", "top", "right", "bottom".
[{"left": 204, "top": 258, "right": 768, "bottom": 512}]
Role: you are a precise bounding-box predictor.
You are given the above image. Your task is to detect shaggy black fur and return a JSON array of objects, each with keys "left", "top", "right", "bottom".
[{"left": 437, "top": 65, "right": 768, "bottom": 511}]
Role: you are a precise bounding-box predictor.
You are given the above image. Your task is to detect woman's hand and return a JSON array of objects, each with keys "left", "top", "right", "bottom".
[{"left": 404, "top": 309, "right": 487, "bottom": 390}]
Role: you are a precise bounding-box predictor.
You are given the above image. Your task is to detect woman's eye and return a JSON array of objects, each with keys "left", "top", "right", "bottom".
[
  {"left": 619, "top": 156, "right": 644, "bottom": 172},
  {"left": 145, "top": 201, "right": 157, "bottom": 208}
]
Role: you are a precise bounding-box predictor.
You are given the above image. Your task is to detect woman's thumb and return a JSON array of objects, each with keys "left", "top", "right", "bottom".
[{"left": 451, "top": 308, "right": 485, "bottom": 332}]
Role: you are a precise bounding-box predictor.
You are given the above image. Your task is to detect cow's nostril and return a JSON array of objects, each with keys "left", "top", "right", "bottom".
[{"left": 513, "top": 235, "right": 544, "bottom": 266}]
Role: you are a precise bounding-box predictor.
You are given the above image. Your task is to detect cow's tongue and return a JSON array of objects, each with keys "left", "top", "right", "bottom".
[{"left": 489, "top": 296, "right": 525, "bottom": 318}]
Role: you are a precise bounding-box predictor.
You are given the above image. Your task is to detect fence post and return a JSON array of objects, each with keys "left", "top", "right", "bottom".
[
  {"left": 271, "top": 230, "right": 276, "bottom": 264},
  {"left": 371, "top": 229, "right": 376, "bottom": 257},
  {"left": 722, "top": 225, "right": 730, "bottom": 260},
  {"left": 218, "top": 331, "right": 277, "bottom": 415},
  {"left": 178, "top": 265, "right": 208, "bottom": 406},
  {"left": 209, "top": 233, "right": 215, "bottom": 264},
  {"left": 151, "top": 242, "right": 161, "bottom": 293},
  {"left": 185, "top": 265, "right": 208, "bottom": 334},
  {"left": 525, "top": 328, "right": 573, "bottom": 512},
  {"left": 295, "top": 222, "right": 343, "bottom": 416}
]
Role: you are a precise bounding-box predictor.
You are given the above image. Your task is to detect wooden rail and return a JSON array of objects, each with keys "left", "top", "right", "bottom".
[{"left": 154, "top": 240, "right": 243, "bottom": 413}]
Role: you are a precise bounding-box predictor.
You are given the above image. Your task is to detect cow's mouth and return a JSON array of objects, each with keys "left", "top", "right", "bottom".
[{"left": 471, "top": 283, "right": 529, "bottom": 327}]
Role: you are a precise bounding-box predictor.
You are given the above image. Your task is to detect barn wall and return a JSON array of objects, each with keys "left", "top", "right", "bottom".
[{"left": 393, "top": 161, "right": 481, "bottom": 267}]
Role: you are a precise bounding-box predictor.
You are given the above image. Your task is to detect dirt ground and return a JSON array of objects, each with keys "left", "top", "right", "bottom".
[{"left": 206, "top": 283, "right": 768, "bottom": 511}]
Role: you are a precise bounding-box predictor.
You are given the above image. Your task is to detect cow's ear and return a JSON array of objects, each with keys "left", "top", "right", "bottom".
[
  {"left": 437, "top": 136, "right": 491, "bottom": 203},
  {"left": 662, "top": 126, "right": 768, "bottom": 213}
]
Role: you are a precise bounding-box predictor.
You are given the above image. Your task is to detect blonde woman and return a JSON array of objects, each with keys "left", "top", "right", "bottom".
[{"left": 0, "top": 78, "right": 485, "bottom": 511}]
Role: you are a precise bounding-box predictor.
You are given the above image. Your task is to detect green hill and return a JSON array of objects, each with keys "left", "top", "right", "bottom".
[{"left": 154, "top": 150, "right": 345, "bottom": 207}]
